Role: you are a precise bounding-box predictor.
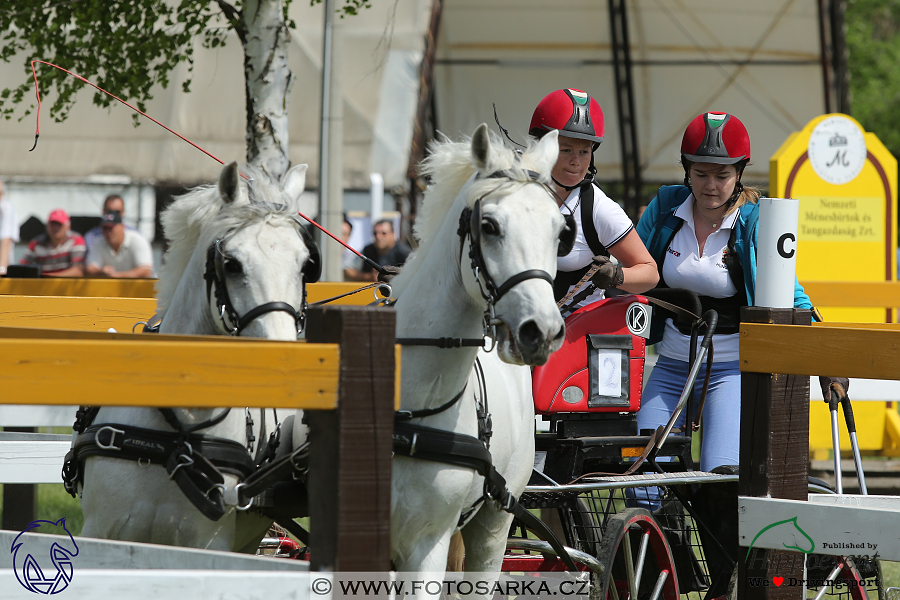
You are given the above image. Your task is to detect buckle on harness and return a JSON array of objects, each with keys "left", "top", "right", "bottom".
[
  {"left": 96, "top": 426, "right": 126, "bottom": 451},
  {"left": 168, "top": 442, "right": 195, "bottom": 480}
]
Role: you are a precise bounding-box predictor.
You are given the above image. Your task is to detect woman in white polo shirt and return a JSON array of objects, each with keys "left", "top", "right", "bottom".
[
  {"left": 528, "top": 88, "right": 658, "bottom": 315},
  {"left": 636, "top": 112, "right": 847, "bottom": 473}
]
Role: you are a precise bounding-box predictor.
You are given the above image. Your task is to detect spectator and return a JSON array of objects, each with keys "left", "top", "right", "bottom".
[
  {"left": 85, "top": 210, "right": 154, "bottom": 278},
  {"left": 356, "top": 219, "right": 411, "bottom": 282},
  {"left": 20, "top": 209, "right": 86, "bottom": 277},
  {"left": 341, "top": 215, "right": 364, "bottom": 281},
  {"left": 0, "top": 178, "right": 19, "bottom": 275},
  {"left": 84, "top": 194, "right": 141, "bottom": 254}
]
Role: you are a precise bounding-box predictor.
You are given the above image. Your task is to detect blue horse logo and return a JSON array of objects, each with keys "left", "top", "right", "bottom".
[{"left": 11, "top": 518, "right": 79, "bottom": 594}]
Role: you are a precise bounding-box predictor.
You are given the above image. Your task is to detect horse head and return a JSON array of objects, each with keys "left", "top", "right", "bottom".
[
  {"left": 462, "top": 124, "right": 566, "bottom": 365},
  {"left": 157, "top": 161, "right": 319, "bottom": 340}
]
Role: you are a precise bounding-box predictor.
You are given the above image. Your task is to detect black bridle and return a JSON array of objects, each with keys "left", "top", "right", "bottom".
[
  {"left": 396, "top": 169, "right": 574, "bottom": 352},
  {"left": 203, "top": 227, "right": 321, "bottom": 336}
]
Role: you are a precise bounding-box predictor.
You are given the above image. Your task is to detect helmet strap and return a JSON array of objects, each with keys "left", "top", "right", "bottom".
[{"left": 552, "top": 152, "right": 596, "bottom": 192}]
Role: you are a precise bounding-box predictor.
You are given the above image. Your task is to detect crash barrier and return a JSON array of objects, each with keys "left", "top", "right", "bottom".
[
  {"left": 738, "top": 308, "right": 900, "bottom": 599},
  {"left": 0, "top": 305, "right": 397, "bottom": 573},
  {"left": 800, "top": 281, "right": 900, "bottom": 459}
]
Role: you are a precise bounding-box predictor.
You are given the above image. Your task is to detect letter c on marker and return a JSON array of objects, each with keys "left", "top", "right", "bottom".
[{"left": 777, "top": 233, "right": 795, "bottom": 259}]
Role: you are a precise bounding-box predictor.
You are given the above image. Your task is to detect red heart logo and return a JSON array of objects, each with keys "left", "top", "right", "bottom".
[{"left": 773, "top": 577, "right": 783, "bottom": 587}]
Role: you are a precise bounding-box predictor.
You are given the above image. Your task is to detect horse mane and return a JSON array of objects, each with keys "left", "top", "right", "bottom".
[
  {"left": 391, "top": 131, "right": 551, "bottom": 297},
  {"left": 155, "top": 165, "right": 305, "bottom": 318}
]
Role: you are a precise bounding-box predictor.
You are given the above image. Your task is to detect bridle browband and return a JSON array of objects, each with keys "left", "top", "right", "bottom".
[{"left": 204, "top": 237, "right": 307, "bottom": 336}]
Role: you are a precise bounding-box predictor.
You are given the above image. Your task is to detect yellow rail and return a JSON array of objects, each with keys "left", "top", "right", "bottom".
[
  {"left": 0, "top": 295, "right": 156, "bottom": 331},
  {"left": 0, "top": 278, "right": 381, "bottom": 305},
  {"left": 801, "top": 281, "right": 900, "bottom": 308},
  {"left": 0, "top": 332, "right": 341, "bottom": 410},
  {"left": 740, "top": 322, "right": 900, "bottom": 380}
]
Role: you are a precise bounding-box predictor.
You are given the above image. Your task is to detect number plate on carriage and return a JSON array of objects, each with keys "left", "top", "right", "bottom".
[{"left": 587, "top": 335, "right": 631, "bottom": 408}]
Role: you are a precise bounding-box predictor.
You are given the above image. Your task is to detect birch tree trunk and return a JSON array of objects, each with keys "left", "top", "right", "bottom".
[{"left": 242, "top": 0, "right": 293, "bottom": 179}]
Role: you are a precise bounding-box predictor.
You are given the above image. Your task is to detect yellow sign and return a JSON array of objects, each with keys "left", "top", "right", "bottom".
[{"left": 770, "top": 113, "right": 897, "bottom": 324}]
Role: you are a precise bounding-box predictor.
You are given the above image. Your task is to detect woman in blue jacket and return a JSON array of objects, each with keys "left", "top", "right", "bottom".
[{"left": 636, "top": 112, "right": 846, "bottom": 473}]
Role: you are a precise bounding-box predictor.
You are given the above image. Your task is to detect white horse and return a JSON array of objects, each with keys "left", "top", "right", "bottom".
[
  {"left": 389, "top": 124, "right": 567, "bottom": 589},
  {"left": 77, "top": 161, "right": 316, "bottom": 552}
]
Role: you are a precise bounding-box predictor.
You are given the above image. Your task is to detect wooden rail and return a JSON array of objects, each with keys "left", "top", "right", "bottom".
[
  {"left": 800, "top": 280, "right": 900, "bottom": 308},
  {"left": 740, "top": 322, "right": 900, "bottom": 379},
  {"left": 0, "top": 305, "right": 397, "bottom": 572},
  {"left": 0, "top": 278, "right": 380, "bottom": 305}
]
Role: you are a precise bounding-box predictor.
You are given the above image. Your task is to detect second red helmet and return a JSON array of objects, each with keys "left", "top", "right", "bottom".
[
  {"left": 530, "top": 88, "right": 604, "bottom": 146},
  {"left": 681, "top": 112, "right": 750, "bottom": 165}
]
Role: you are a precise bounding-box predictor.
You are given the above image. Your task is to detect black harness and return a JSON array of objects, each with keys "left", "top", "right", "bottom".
[
  {"left": 64, "top": 226, "right": 323, "bottom": 521},
  {"left": 393, "top": 169, "right": 577, "bottom": 570}
]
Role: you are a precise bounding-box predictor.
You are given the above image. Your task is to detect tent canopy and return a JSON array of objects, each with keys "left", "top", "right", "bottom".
[{"left": 0, "top": 0, "right": 827, "bottom": 193}]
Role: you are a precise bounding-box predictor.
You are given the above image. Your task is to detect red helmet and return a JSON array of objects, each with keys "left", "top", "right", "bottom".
[
  {"left": 530, "top": 88, "right": 604, "bottom": 145},
  {"left": 681, "top": 112, "right": 750, "bottom": 165}
]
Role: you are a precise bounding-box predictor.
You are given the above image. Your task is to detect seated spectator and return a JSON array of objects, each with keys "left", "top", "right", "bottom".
[
  {"left": 355, "top": 219, "right": 411, "bottom": 282},
  {"left": 85, "top": 210, "right": 154, "bottom": 278},
  {"left": 20, "top": 209, "right": 86, "bottom": 277},
  {"left": 84, "top": 194, "right": 141, "bottom": 255},
  {"left": 341, "top": 215, "right": 364, "bottom": 281}
]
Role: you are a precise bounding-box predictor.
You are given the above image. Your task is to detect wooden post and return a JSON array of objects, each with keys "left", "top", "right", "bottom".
[
  {"left": 738, "top": 307, "right": 812, "bottom": 600},
  {"left": 306, "top": 305, "right": 395, "bottom": 571},
  {"left": 2, "top": 427, "right": 37, "bottom": 530}
]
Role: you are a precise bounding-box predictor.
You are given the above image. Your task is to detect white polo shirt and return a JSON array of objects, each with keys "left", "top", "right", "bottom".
[
  {"left": 658, "top": 196, "right": 741, "bottom": 362},
  {"left": 87, "top": 229, "right": 154, "bottom": 274},
  {"left": 556, "top": 183, "right": 634, "bottom": 309}
]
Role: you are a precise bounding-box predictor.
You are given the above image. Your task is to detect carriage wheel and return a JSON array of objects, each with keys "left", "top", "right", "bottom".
[
  {"left": 595, "top": 508, "right": 679, "bottom": 600},
  {"left": 561, "top": 497, "right": 602, "bottom": 558}
]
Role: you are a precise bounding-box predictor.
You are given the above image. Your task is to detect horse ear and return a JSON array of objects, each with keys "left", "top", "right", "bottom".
[
  {"left": 531, "top": 129, "right": 560, "bottom": 177},
  {"left": 471, "top": 123, "right": 492, "bottom": 171},
  {"left": 282, "top": 164, "right": 308, "bottom": 201},
  {"left": 218, "top": 162, "right": 241, "bottom": 205}
]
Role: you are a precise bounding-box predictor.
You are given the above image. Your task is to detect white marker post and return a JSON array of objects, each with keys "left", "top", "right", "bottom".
[{"left": 754, "top": 198, "right": 799, "bottom": 309}]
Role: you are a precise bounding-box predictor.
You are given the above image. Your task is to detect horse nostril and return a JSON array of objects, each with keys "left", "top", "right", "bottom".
[
  {"left": 517, "top": 319, "right": 543, "bottom": 353},
  {"left": 552, "top": 324, "right": 565, "bottom": 343}
]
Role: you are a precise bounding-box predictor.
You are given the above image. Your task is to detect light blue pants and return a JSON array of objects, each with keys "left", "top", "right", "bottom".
[{"left": 637, "top": 355, "right": 741, "bottom": 472}]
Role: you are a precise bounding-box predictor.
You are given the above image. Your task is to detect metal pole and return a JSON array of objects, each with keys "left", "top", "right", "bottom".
[{"left": 317, "top": 0, "right": 344, "bottom": 281}]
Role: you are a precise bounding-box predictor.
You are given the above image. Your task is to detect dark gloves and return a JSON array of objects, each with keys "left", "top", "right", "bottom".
[
  {"left": 590, "top": 255, "right": 624, "bottom": 289},
  {"left": 819, "top": 376, "right": 850, "bottom": 401},
  {"left": 377, "top": 265, "right": 401, "bottom": 284}
]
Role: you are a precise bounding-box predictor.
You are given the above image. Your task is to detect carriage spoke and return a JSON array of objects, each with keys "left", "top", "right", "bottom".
[
  {"left": 633, "top": 531, "right": 649, "bottom": 595},
  {"left": 648, "top": 570, "right": 669, "bottom": 600},
  {"left": 623, "top": 531, "right": 637, "bottom": 600}
]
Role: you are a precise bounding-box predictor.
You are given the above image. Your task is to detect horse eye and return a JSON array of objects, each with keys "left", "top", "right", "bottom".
[
  {"left": 481, "top": 218, "right": 499, "bottom": 236},
  {"left": 224, "top": 258, "right": 243, "bottom": 275}
]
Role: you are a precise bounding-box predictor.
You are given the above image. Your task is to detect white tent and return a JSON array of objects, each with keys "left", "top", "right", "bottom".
[
  {"left": 0, "top": 0, "right": 829, "bottom": 193},
  {"left": 434, "top": 0, "right": 828, "bottom": 187}
]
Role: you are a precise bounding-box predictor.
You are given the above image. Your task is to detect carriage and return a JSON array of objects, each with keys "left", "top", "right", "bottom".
[{"left": 499, "top": 293, "right": 874, "bottom": 600}]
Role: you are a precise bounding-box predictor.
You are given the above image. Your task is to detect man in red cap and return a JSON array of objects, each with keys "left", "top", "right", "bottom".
[{"left": 20, "top": 209, "right": 86, "bottom": 276}]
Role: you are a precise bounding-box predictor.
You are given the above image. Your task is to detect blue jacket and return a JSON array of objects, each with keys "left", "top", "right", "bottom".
[{"left": 637, "top": 185, "right": 814, "bottom": 340}]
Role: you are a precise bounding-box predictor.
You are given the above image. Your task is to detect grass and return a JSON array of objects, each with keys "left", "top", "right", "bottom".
[{"left": 0, "top": 483, "right": 84, "bottom": 535}]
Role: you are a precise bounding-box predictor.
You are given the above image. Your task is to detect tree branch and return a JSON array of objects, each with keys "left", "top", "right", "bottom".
[{"left": 213, "top": 0, "right": 246, "bottom": 45}]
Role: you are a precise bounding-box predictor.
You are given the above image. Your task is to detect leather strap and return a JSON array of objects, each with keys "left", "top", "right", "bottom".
[{"left": 393, "top": 421, "right": 577, "bottom": 570}]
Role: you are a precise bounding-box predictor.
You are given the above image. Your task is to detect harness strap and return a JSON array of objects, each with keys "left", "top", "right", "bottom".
[
  {"left": 494, "top": 269, "right": 554, "bottom": 301},
  {"left": 395, "top": 337, "right": 485, "bottom": 348},
  {"left": 395, "top": 385, "right": 468, "bottom": 422},
  {"left": 238, "top": 443, "right": 310, "bottom": 502},
  {"left": 72, "top": 424, "right": 256, "bottom": 478},
  {"left": 393, "top": 421, "right": 577, "bottom": 570}
]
